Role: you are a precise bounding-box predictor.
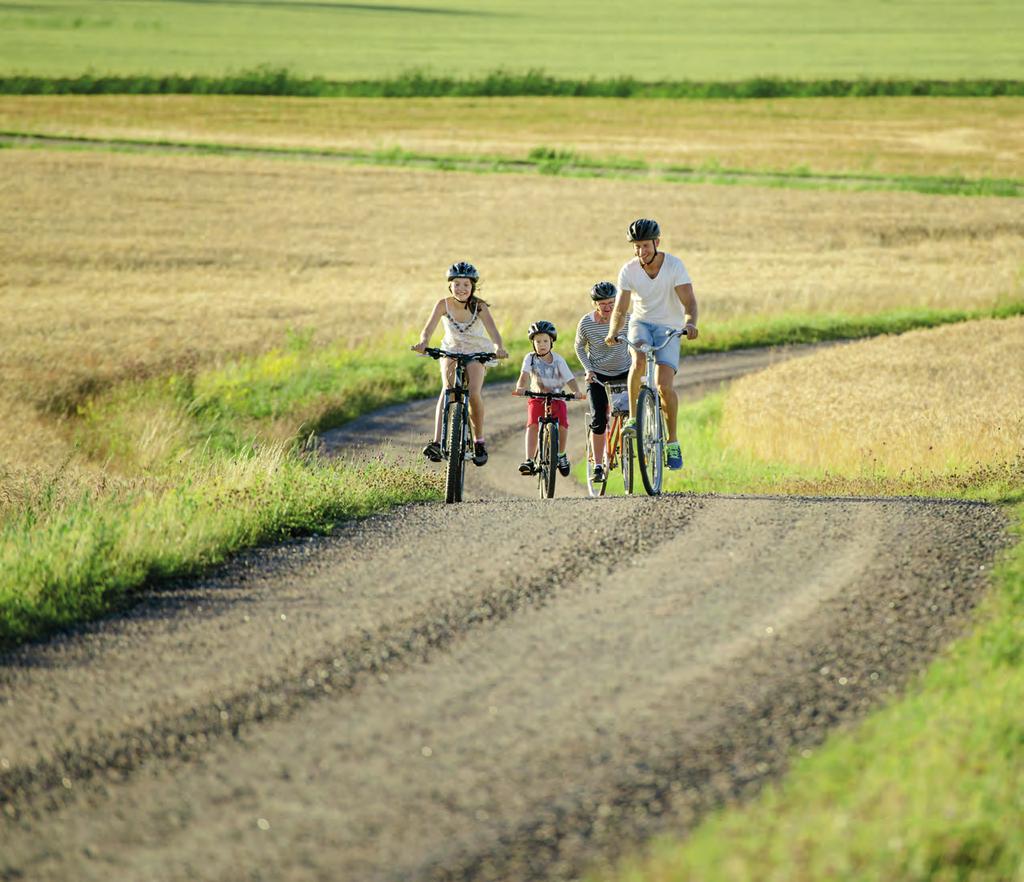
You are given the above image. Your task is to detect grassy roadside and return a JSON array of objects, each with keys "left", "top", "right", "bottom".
[
  {"left": 585, "top": 322, "right": 1023, "bottom": 882},
  {"left": 4, "top": 132, "right": 1023, "bottom": 199},
  {"left": 3, "top": 305, "right": 1022, "bottom": 649}
]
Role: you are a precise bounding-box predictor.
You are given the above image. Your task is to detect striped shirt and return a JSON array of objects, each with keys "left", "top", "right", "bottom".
[{"left": 574, "top": 312, "right": 631, "bottom": 375}]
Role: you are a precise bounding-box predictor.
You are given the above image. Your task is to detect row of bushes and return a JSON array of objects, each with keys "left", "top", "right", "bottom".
[{"left": 3, "top": 67, "right": 1023, "bottom": 98}]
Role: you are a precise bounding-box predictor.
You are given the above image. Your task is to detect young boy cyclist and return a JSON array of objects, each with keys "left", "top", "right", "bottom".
[
  {"left": 604, "top": 218, "right": 698, "bottom": 471},
  {"left": 574, "top": 281, "right": 631, "bottom": 484},
  {"left": 411, "top": 261, "right": 508, "bottom": 466},
  {"left": 512, "top": 321, "right": 585, "bottom": 477}
]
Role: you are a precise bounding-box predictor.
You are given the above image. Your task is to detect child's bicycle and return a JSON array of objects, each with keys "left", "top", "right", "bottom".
[
  {"left": 585, "top": 382, "right": 633, "bottom": 497},
  {"left": 523, "top": 390, "right": 578, "bottom": 499},
  {"left": 422, "top": 347, "right": 498, "bottom": 504},
  {"left": 620, "top": 329, "right": 687, "bottom": 496}
]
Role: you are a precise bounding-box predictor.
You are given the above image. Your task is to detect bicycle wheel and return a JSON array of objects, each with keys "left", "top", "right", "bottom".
[
  {"left": 636, "top": 386, "right": 663, "bottom": 495},
  {"left": 620, "top": 430, "right": 634, "bottom": 494},
  {"left": 544, "top": 421, "right": 559, "bottom": 498},
  {"left": 445, "top": 400, "right": 465, "bottom": 504},
  {"left": 601, "top": 415, "right": 621, "bottom": 498},
  {"left": 585, "top": 426, "right": 601, "bottom": 497}
]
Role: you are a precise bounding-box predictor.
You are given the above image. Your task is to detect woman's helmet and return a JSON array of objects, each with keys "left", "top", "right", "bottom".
[
  {"left": 528, "top": 320, "right": 557, "bottom": 342},
  {"left": 590, "top": 281, "right": 617, "bottom": 301},
  {"left": 446, "top": 261, "right": 479, "bottom": 283},
  {"left": 627, "top": 218, "right": 661, "bottom": 242}
]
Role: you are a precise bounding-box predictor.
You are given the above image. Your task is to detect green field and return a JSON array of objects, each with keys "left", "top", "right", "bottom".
[{"left": 2, "top": 0, "right": 1023, "bottom": 80}]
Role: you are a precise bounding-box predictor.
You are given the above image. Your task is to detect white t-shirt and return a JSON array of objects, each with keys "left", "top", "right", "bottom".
[
  {"left": 521, "top": 351, "right": 575, "bottom": 393},
  {"left": 617, "top": 252, "right": 692, "bottom": 327}
]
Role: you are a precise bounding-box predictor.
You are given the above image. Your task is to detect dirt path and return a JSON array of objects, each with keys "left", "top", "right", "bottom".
[{"left": 0, "top": 346, "right": 1010, "bottom": 882}]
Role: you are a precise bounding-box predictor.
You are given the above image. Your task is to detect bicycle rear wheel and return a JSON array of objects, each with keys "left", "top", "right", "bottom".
[
  {"left": 445, "top": 400, "right": 465, "bottom": 504},
  {"left": 636, "top": 386, "right": 663, "bottom": 496}
]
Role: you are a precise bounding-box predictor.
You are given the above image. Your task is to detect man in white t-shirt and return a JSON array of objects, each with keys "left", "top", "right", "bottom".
[{"left": 604, "top": 217, "right": 698, "bottom": 470}]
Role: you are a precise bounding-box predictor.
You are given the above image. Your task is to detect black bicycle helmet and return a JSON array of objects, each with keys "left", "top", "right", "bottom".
[
  {"left": 627, "top": 218, "right": 661, "bottom": 242},
  {"left": 446, "top": 261, "right": 480, "bottom": 283},
  {"left": 528, "top": 320, "right": 557, "bottom": 342},
  {"left": 590, "top": 281, "right": 617, "bottom": 301}
]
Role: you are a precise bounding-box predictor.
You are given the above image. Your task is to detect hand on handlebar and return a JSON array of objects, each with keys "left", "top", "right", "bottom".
[
  {"left": 411, "top": 341, "right": 427, "bottom": 353},
  {"left": 684, "top": 323, "right": 698, "bottom": 341}
]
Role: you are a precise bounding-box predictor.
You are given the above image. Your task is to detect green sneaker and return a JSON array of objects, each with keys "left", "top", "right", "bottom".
[
  {"left": 621, "top": 417, "right": 637, "bottom": 438},
  {"left": 666, "top": 441, "right": 683, "bottom": 470}
]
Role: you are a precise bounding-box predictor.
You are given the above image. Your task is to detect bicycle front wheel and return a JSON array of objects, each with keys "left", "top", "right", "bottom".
[
  {"left": 538, "top": 422, "right": 558, "bottom": 499},
  {"left": 636, "top": 386, "right": 663, "bottom": 495},
  {"left": 445, "top": 400, "right": 466, "bottom": 504},
  {"left": 620, "top": 430, "right": 634, "bottom": 495},
  {"left": 585, "top": 426, "right": 601, "bottom": 497}
]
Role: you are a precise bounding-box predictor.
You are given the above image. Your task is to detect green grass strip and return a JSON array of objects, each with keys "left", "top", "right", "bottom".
[
  {"left": 2, "top": 68, "right": 1023, "bottom": 98},
  {"left": 591, "top": 504, "right": 1024, "bottom": 882},
  {"left": 0, "top": 451, "right": 441, "bottom": 649},
  {"left": 5, "top": 131, "right": 1022, "bottom": 199}
]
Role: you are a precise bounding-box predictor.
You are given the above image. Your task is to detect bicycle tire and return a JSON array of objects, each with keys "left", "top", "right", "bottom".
[
  {"left": 601, "top": 415, "right": 620, "bottom": 498},
  {"left": 544, "top": 421, "right": 559, "bottom": 498},
  {"left": 585, "top": 425, "right": 601, "bottom": 497},
  {"left": 621, "top": 430, "right": 634, "bottom": 495},
  {"left": 636, "top": 386, "right": 663, "bottom": 495},
  {"left": 445, "top": 400, "right": 465, "bottom": 504}
]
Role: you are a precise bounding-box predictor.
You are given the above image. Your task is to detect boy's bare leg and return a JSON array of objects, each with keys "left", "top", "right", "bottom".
[{"left": 656, "top": 363, "right": 679, "bottom": 442}]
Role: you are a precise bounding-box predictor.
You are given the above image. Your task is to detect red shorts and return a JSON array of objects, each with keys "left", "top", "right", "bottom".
[{"left": 526, "top": 398, "right": 568, "bottom": 428}]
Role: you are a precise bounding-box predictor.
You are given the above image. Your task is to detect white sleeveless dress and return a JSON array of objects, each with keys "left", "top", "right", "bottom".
[{"left": 440, "top": 301, "right": 496, "bottom": 359}]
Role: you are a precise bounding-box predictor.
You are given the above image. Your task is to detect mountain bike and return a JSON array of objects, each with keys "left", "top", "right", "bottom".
[
  {"left": 621, "top": 329, "right": 686, "bottom": 496},
  {"left": 585, "top": 382, "right": 633, "bottom": 497},
  {"left": 522, "top": 390, "right": 578, "bottom": 499},
  {"left": 422, "top": 347, "right": 497, "bottom": 504}
]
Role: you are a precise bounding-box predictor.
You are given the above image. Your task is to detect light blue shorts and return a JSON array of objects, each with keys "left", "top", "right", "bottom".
[{"left": 628, "top": 320, "right": 681, "bottom": 372}]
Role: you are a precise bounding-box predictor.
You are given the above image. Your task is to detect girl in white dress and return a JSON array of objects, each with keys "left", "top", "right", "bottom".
[{"left": 411, "top": 261, "right": 508, "bottom": 466}]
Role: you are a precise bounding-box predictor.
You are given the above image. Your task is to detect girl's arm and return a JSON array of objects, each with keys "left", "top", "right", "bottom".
[
  {"left": 478, "top": 305, "right": 508, "bottom": 359},
  {"left": 411, "top": 299, "right": 446, "bottom": 352},
  {"left": 512, "top": 371, "right": 531, "bottom": 396}
]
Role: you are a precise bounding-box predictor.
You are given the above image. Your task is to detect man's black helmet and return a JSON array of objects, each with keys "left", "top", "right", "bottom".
[
  {"left": 590, "top": 281, "right": 618, "bottom": 301},
  {"left": 528, "top": 320, "right": 557, "bottom": 342},
  {"left": 627, "top": 218, "right": 661, "bottom": 242},
  {"left": 447, "top": 261, "right": 479, "bottom": 282}
]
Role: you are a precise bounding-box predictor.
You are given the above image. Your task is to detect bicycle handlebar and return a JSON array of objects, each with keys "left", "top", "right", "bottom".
[
  {"left": 522, "top": 390, "right": 578, "bottom": 401},
  {"left": 614, "top": 328, "right": 687, "bottom": 353},
  {"left": 421, "top": 347, "right": 498, "bottom": 363}
]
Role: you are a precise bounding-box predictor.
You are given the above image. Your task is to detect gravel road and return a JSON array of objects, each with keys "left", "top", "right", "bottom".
[{"left": 0, "top": 346, "right": 1010, "bottom": 882}]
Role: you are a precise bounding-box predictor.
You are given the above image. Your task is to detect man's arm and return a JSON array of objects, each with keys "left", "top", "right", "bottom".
[
  {"left": 605, "top": 289, "right": 632, "bottom": 345},
  {"left": 676, "top": 283, "right": 698, "bottom": 340}
]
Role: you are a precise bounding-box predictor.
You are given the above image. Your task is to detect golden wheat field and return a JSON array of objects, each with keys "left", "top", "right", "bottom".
[
  {"left": 720, "top": 316, "right": 1024, "bottom": 475},
  {"left": 2, "top": 146, "right": 1023, "bottom": 477},
  {"left": 2, "top": 95, "right": 1023, "bottom": 178}
]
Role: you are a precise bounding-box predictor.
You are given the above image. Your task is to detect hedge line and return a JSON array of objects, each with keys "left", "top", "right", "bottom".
[{"left": 2, "top": 67, "right": 1022, "bottom": 98}]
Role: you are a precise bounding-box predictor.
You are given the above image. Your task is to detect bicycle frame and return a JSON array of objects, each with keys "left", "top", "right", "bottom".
[
  {"left": 586, "top": 381, "right": 630, "bottom": 497},
  {"left": 524, "top": 390, "right": 575, "bottom": 499},
  {"left": 422, "top": 347, "right": 496, "bottom": 503},
  {"left": 620, "top": 329, "right": 685, "bottom": 496}
]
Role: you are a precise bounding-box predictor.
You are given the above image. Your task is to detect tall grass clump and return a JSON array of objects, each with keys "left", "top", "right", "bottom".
[{"left": 0, "top": 446, "right": 440, "bottom": 648}]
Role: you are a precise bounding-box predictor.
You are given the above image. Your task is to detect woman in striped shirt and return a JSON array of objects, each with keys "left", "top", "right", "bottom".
[{"left": 574, "top": 282, "right": 631, "bottom": 484}]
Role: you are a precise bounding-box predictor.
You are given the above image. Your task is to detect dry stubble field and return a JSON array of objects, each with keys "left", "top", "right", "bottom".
[
  {"left": 2, "top": 95, "right": 1023, "bottom": 178},
  {"left": 2, "top": 139, "right": 1023, "bottom": 485},
  {"left": 721, "top": 316, "right": 1024, "bottom": 477}
]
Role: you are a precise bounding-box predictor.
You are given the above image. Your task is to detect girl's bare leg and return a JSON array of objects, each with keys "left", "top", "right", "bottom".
[
  {"left": 434, "top": 359, "right": 456, "bottom": 442},
  {"left": 466, "top": 361, "right": 486, "bottom": 442},
  {"left": 592, "top": 431, "right": 607, "bottom": 463}
]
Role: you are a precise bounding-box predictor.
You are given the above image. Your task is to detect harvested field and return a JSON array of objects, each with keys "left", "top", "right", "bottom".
[
  {"left": 720, "top": 317, "right": 1024, "bottom": 476},
  {"left": 2, "top": 95, "right": 1022, "bottom": 179},
  {"left": 2, "top": 147, "right": 1022, "bottom": 476}
]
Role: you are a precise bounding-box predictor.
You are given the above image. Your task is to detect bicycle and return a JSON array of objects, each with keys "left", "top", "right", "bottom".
[
  {"left": 620, "top": 328, "right": 687, "bottom": 496},
  {"left": 585, "top": 382, "right": 633, "bottom": 497},
  {"left": 521, "top": 390, "right": 578, "bottom": 499},
  {"left": 422, "top": 347, "right": 498, "bottom": 504}
]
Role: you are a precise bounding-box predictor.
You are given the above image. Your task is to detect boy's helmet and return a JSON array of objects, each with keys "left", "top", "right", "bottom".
[
  {"left": 447, "top": 261, "right": 479, "bottom": 282},
  {"left": 528, "top": 320, "right": 557, "bottom": 342},
  {"left": 627, "top": 218, "right": 661, "bottom": 241},
  {"left": 590, "top": 281, "right": 617, "bottom": 301}
]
